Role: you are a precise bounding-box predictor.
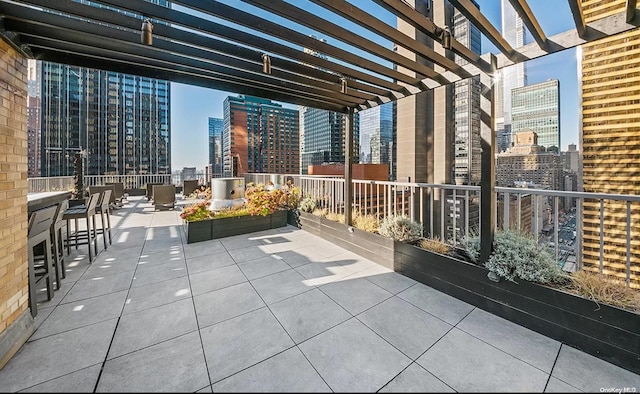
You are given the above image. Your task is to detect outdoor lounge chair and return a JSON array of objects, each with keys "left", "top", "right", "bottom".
[
  {"left": 105, "top": 182, "right": 126, "bottom": 206},
  {"left": 89, "top": 185, "right": 117, "bottom": 208},
  {"left": 146, "top": 182, "right": 163, "bottom": 201},
  {"left": 153, "top": 184, "right": 176, "bottom": 210},
  {"left": 183, "top": 179, "right": 199, "bottom": 197}
]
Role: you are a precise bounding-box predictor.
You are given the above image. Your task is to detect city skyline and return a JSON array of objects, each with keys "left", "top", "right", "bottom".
[{"left": 170, "top": 0, "right": 579, "bottom": 172}]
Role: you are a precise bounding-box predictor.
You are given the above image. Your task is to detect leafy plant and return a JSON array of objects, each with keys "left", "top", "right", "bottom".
[
  {"left": 485, "top": 230, "right": 565, "bottom": 284},
  {"left": 299, "top": 196, "right": 318, "bottom": 213},
  {"left": 212, "top": 207, "right": 250, "bottom": 219},
  {"left": 463, "top": 229, "right": 481, "bottom": 264},
  {"left": 188, "top": 185, "right": 211, "bottom": 200},
  {"left": 565, "top": 270, "right": 640, "bottom": 312},
  {"left": 245, "top": 182, "right": 301, "bottom": 216},
  {"left": 418, "top": 237, "right": 452, "bottom": 255},
  {"left": 180, "top": 200, "right": 215, "bottom": 222},
  {"left": 378, "top": 215, "right": 422, "bottom": 242}
]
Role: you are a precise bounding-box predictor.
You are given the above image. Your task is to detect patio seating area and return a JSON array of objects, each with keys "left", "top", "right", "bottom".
[{"left": 0, "top": 196, "right": 637, "bottom": 392}]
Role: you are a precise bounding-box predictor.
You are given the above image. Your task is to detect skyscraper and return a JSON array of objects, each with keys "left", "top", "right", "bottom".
[
  {"left": 223, "top": 96, "right": 299, "bottom": 175},
  {"left": 39, "top": 0, "right": 171, "bottom": 176},
  {"left": 208, "top": 117, "right": 224, "bottom": 177},
  {"left": 301, "top": 107, "right": 359, "bottom": 174},
  {"left": 581, "top": 5, "right": 640, "bottom": 287},
  {"left": 359, "top": 103, "right": 392, "bottom": 167},
  {"left": 452, "top": 5, "right": 482, "bottom": 186},
  {"left": 498, "top": 0, "right": 528, "bottom": 149},
  {"left": 511, "top": 79, "right": 560, "bottom": 152}
]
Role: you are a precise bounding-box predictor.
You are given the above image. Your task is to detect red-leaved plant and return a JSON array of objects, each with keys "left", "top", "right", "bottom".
[
  {"left": 245, "top": 182, "right": 301, "bottom": 217},
  {"left": 180, "top": 200, "right": 215, "bottom": 222}
]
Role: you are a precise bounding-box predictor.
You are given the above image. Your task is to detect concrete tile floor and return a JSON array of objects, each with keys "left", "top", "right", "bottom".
[{"left": 1, "top": 196, "right": 638, "bottom": 392}]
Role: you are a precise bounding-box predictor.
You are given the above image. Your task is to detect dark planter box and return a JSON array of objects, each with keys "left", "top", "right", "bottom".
[
  {"left": 184, "top": 209, "right": 288, "bottom": 244},
  {"left": 394, "top": 241, "right": 640, "bottom": 375}
]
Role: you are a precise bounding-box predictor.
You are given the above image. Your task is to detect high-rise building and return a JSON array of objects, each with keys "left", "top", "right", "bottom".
[
  {"left": 511, "top": 80, "right": 560, "bottom": 151},
  {"left": 27, "top": 60, "right": 40, "bottom": 178},
  {"left": 301, "top": 107, "right": 359, "bottom": 174},
  {"left": 359, "top": 103, "right": 392, "bottom": 168},
  {"left": 581, "top": 8, "right": 640, "bottom": 287},
  {"left": 452, "top": 5, "right": 482, "bottom": 186},
  {"left": 208, "top": 117, "right": 224, "bottom": 177},
  {"left": 223, "top": 96, "right": 299, "bottom": 175},
  {"left": 496, "top": 0, "right": 527, "bottom": 149},
  {"left": 39, "top": 0, "right": 171, "bottom": 176},
  {"left": 561, "top": 143, "right": 579, "bottom": 173},
  {"left": 496, "top": 129, "right": 563, "bottom": 190}
]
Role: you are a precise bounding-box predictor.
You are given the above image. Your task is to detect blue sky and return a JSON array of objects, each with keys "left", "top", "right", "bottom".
[{"left": 171, "top": 0, "right": 579, "bottom": 171}]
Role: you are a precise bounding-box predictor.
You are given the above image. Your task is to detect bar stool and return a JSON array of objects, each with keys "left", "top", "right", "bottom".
[
  {"left": 63, "top": 192, "right": 100, "bottom": 263},
  {"left": 95, "top": 189, "right": 113, "bottom": 250},
  {"left": 27, "top": 205, "right": 57, "bottom": 317},
  {"left": 50, "top": 199, "right": 69, "bottom": 288}
]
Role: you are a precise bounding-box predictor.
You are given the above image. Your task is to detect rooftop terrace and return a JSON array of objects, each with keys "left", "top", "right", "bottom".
[{"left": 0, "top": 196, "right": 637, "bottom": 392}]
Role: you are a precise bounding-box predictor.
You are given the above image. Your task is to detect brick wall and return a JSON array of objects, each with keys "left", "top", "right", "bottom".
[{"left": 0, "top": 38, "right": 28, "bottom": 333}]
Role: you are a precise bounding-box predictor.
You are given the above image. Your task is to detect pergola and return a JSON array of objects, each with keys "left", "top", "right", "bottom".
[{"left": 2, "top": 0, "right": 639, "bottom": 259}]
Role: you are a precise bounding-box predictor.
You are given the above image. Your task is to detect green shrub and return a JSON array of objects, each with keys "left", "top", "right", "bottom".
[
  {"left": 485, "top": 230, "right": 565, "bottom": 284},
  {"left": 299, "top": 196, "right": 318, "bottom": 213},
  {"left": 378, "top": 215, "right": 422, "bottom": 242},
  {"left": 463, "top": 230, "right": 481, "bottom": 264}
]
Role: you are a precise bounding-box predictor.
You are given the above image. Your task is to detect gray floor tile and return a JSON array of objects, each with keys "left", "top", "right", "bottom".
[
  {"left": 327, "top": 251, "right": 378, "bottom": 273},
  {"left": 123, "top": 276, "right": 192, "bottom": 315},
  {"left": 354, "top": 265, "right": 417, "bottom": 294},
  {"left": 220, "top": 235, "right": 265, "bottom": 252},
  {"left": 270, "top": 288, "right": 351, "bottom": 343},
  {"left": 417, "top": 328, "right": 549, "bottom": 392},
  {"left": 19, "top": 364, "right": 102, "bottom": 393},
  {"left": 108, "top": 298, "right": 198, "bottom": 359},
  {"left": 201, "top": 307, "right": 294, "bottom": 383},
  {"left": 193, "top": 282, "right": 265, "bottom": 328},
  {"left": 185, "top": 250, "right": 236, "bottom": 274},
  {"left": 0, "top": 319, "right": 118, "bottom": 392},
  {"left": 551, "top": 345, "right": 640, "bottom": 392},
  {"left": 398, "top": 283, "right": 474, "bottom": 325},
  {"left": 545, "top": 377, "right": 582, "bottom": 392},
  {"left": 251, "top": 268, "right": 314, "bottom": 305},
  {"left": 274, "top": 250, "right": 312, "bottom": 268},
  {"left": 195, "top": 385, "right": 212, "bottom": 393},
  {"left": 211, "top": 347, "right": 331, "bottom": 393},
  {"left": 80, "top": 256, "right": 139, "bottom": 280},
  {"left": 457, "top": 308, "right": 561, "bottom": 373},
  {"left": 131, "top": 259, "right": 188, "bottom": 288},
  {"left": 358, "top": 296, "right": 452, "bottom": 359},
  {"left": 294, "top": 260, "right": 353, "bottom": 286},
  {"left": 299, "top": 318, "right": 412, "bottom": 392},
  {"left": 141, "top": 239, "right": 183, "bottom": 255},
  {"left": 29, "top": 290, "right": 128, "bottom": 341},
  {"left": 379, "top": 363, "right": 454, "bottom": 393},
  {"left": 60, "top": 270, "right": 134, "bottom": 304},
  {"left": 237, "top": 254, "right": 291, "bottom": 280},
  {"left": 320, "top": 277, "right": 393, "bottom": 315},
  {"left": 97, "top": 331, "right": 209, "bottom": 393},
  {"left": 31, "top": 306, "right": 54, "bottom": 332},
  {"left": 35, "top": 280, "right": 74, "bottom": 310},
  {"left": 228, "top": 245, "right": 272, "bottom": 263},
  {"left": 183, "top": 240, "right": 226, "bottom": 259},
  {"left": 189, "top": 264, "right": 247, "bottom": 296},
  {"left": 137, "top": 248, "right": 184, "bottom": 266}
]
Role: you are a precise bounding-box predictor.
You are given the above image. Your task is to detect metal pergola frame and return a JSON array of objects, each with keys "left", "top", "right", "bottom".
[{"left": 2, "top": 0, "right": 638, "bottom": 257}]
